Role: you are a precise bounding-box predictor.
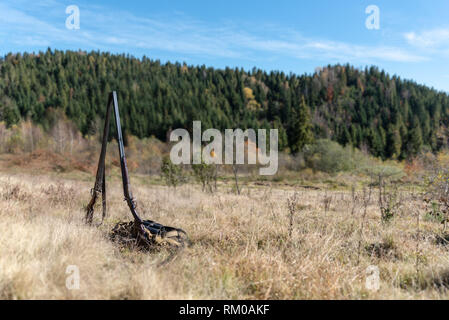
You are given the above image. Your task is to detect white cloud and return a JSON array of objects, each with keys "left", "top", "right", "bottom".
[
  {"left": 405, "top": 28, "right": 449, "bottom": 49},
  {"left": 104, "top": 37, "right": 128, "bottom": 45},
  {"left": 228, "top": 32, "right": 425, "bottom": 63}
]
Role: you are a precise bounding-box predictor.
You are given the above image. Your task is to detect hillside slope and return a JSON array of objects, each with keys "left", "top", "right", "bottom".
[{"left": 0, "top": 49, "right": 448, "bottom": 159}]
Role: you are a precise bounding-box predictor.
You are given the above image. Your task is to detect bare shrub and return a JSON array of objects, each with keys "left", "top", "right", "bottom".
[
  {"left": 323, "top": 190, "right": 333, "bottom": 214},
  {"left": 424, "top": 168, "right": 449, "bottom": 230},
  {"left": 351, "top": 185, "right": 359, "bottom": 216},
  {"left": 1, "top": 181, "right": 27, "bottom": 201},
  {"left": 41, "top": 182, "right": 76, "bottom": 206},
  {"left": 287, "top": 192, "right": 300, "bottom": 239},
  {"left": 357, "top": 184, "right": 373, "bottom": 265},
  {"left": 378, "top": 176, "right": 402, "bottom": 223}
]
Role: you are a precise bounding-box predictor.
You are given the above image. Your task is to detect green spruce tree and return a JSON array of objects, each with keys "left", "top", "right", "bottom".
[{"left": 288, "top": 96, "right": 314, "bottom": 154}]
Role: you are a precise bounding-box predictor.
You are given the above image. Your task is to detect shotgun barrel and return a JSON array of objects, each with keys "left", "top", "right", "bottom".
[{"left": 111, "top": 91, "right": 143, "bottom": 224}]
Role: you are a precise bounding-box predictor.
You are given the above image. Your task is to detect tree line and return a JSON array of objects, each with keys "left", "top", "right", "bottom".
[{"left": 0, "top": 48, "right": 448, "bottom": 160}]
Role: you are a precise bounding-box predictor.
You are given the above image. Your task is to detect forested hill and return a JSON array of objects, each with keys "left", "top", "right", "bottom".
[{"left": 0, "top": 49, "right": 448, "bottom": 160}]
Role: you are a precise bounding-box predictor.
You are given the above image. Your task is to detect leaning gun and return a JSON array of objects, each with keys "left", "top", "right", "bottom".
[{"left": 85, "top": 91, "right": 188, "bottom": 248}]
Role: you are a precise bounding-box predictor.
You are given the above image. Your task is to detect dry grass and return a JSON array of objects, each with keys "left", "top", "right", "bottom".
[{"left": 1, "top": 171, "right": 449, "bottom": 300}]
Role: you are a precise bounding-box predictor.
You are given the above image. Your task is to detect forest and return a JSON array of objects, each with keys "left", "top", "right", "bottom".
[{"left": 0, "top": 48, "right": 448, "bottom": 160}]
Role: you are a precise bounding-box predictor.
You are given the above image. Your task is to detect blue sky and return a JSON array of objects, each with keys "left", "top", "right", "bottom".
[{"left": 1, "top": 0, "right": 449, "bottom": 92}]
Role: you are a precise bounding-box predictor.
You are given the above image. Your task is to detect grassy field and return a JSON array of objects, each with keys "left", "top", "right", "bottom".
[{"left": 1, "top": 164, "right": 449, "bottom": 300}]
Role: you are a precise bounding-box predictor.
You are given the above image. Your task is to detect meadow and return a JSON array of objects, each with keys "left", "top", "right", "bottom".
[{"left": 1, "top": 158, "right": 449, "bottom": 300}]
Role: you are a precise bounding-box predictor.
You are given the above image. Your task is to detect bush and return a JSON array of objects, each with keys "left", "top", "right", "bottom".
[
  {"left": 424, "top": 168, "right": 449, "bottom": 226},
  {"left": 160, "top": 156, "right": 186, "bottom": 188},
  {"left": 192, "top": 161, "right": 217, "bottom": 193},
  {"left": 303, "top": 139, "right": 356, "bottom": 173},
  {"left": 301, "top": 139, "right": 405, "bottom": 178}
]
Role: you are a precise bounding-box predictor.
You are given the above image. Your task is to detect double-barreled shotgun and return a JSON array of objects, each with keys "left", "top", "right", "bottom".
[{"left": 85, "top": 91, "right": 187, "bottom": 247}]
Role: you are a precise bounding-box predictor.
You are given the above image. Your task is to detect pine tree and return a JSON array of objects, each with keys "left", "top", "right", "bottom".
[
  {"left": 338, "top": 125, "right": 352, "bottom": 146},
  {"left": 288, "top": 96, "right": 314, "bottom": 154},
  {"left": 386, "top": 125, "right": 402, "bottom": 159},
  {"left": 408, "top": 117, "right": 423, "bottom": 156}
]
